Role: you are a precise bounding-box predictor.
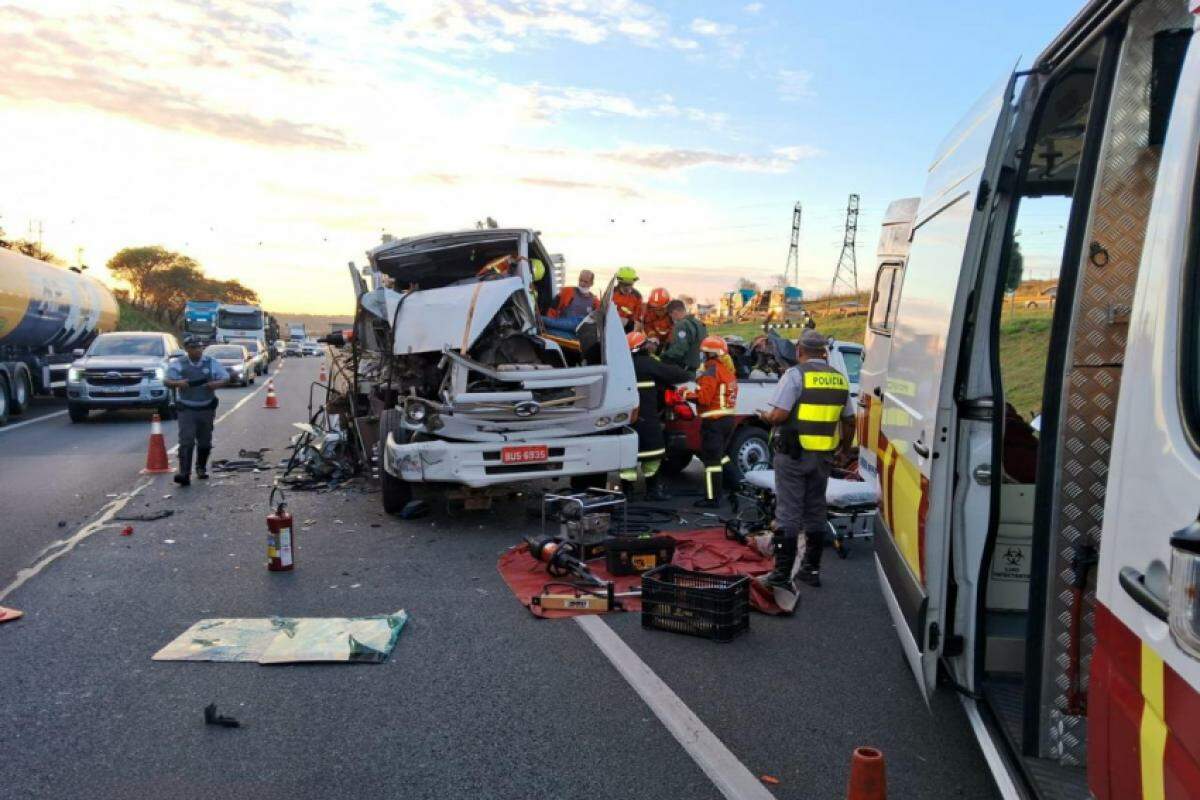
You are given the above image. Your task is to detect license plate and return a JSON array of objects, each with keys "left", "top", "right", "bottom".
[{"left": 500, "top": 445, "right": 548, "bottom": 465}]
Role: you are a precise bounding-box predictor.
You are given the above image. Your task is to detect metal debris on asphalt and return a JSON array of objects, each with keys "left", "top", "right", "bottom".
[
  {"left": 114, "top": 509, "right": 175, "bottom": 522},
  {"left": 204, "top": 703, "right": 241, "bottom": 728}
]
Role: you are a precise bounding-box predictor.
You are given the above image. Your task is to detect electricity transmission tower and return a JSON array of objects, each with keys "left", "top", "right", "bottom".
[
  {"left": 783, "top": 202, "right": 801, "bottom": 288},
  {"left": 826, "top": 193, "right": 860, "bottom": 313}
]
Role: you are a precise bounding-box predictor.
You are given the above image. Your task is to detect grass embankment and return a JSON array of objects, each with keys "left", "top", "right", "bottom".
[
  {"left": 712, "top": 305, "right": 1056, "bottom": 419},
  {"left": 117, "top": 300, "right": 176, "bottom": 334}
]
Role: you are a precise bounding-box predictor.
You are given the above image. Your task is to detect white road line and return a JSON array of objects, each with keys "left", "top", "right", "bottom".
[
  {"left": 575, "top": 615, "right": 776, "bottom": 800},
  {"left": 0, "top": 409, "right": 68, "bottom": 434},
  {"left": 0, "top": 479, "right": 152, "bottom": 603},
  {"left": 167, "top": 364, "right": 284, "bottom": 454}
]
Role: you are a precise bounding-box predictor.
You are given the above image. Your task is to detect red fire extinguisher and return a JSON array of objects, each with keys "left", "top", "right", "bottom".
[{"left": 266, "top": 487, "right": 295, "bottom": 572}]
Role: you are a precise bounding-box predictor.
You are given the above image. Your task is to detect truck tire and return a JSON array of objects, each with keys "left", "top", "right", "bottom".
[
  {"left": 727, "top": 425, "right": 771, "bottom": 485},
  {"left": 658, "top": 449, "right": 693, "bottom": 477},
  {"left": 0, "top": 375, "right": 9, "bottom": 426},
  {"left": 10, "top": 366, "right": 31, "bottom": 415},
  {"left": 68, "top": 402, "right": 89, "bottom": 423},
  {"left": 379, "top": 409, "right": 413, "bottom": 515}
]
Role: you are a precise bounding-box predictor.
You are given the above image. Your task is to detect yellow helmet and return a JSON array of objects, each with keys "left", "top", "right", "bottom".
[
  {"left": 531, "top": 258, "right": 546, "bottom": 281},
  {"left": 615, "top": 266, "right": 638, "bottom": 283}
]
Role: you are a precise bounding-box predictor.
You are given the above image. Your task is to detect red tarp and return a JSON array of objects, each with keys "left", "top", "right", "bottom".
[{"left": 496, "top": 527, "right": 787, "bottom": 618}]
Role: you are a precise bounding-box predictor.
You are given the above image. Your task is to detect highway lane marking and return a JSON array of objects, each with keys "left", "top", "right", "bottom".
[
  {"left": 575, "top": 615, "right": 777, "bottom": 800},
  {"left": 0, "top": 479, "right": 152, "bottom": 603},
  {"left": 0, "top": 409, "right": 68, "bottom": 433},
  {"left": 167, "top": 363, "right": 285, "bottom": 455}
]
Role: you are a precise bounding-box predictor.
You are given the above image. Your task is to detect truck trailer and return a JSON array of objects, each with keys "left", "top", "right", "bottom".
[
  {"left": 0, "top": 247, "right": 118, "bottom": 425},
  {"left": 859, "top": 2, "right": 1200, "bottom": 797}
]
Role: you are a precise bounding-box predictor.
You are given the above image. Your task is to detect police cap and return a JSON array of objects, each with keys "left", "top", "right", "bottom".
[{"left": 799, "top": 329, "right": 827, "bottom": 350}]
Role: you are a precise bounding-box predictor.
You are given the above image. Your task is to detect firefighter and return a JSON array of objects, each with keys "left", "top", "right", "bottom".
[
  {"left": 756, "top": 328, "right": 854, "bottom": 591},
  {"left": 685, "top": 336, "right": 738, "bottom": 508},
  {"left": 660, "top": 299, "right": 706, "bottom": 372},
  {"left": 612, "top": 266, "right": 643, "bottom": 332},
  {"left": 164, "top": 336, "right": 229, "bottom": 487},
  {"left": 641, "top": 288, "right": 673, "bottom": 349},
  {"left": 621, "top": 331, "right": 691, "bottom": 501}
]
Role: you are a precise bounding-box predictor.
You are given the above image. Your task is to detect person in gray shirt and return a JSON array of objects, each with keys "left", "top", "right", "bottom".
[{"left": 164, "top": 336, "right": 229, "bottom": 486}]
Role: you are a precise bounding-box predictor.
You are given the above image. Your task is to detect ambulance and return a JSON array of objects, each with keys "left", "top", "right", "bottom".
[{"left": 859, "top": 1, "right": 1200, "bottom": 796}]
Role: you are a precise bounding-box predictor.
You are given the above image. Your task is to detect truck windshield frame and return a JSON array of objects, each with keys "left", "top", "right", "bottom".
[{"left": 217, "top": 310, "right": 264, "bottom": 330}]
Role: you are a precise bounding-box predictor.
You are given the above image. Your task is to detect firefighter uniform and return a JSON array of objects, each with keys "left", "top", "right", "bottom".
[
  {"left": 621, "top": 332, "right": 691, "bottom": 500},
  {"left": 765, "top": 330, "right": 853, "bottom": 587},
  {"left": 613, "top": 288, "right": 643, "bottom": 331},
  {"left": 642, "top": 288, "right": 674, "bottom": 349},
  {"left": 688, "top": 337, "right": 738, "bottom": 507}
]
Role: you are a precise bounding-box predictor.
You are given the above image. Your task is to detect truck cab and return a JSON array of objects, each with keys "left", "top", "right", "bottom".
[{"left": 861, "top": 3, "right": 1200, "bottom": 796}]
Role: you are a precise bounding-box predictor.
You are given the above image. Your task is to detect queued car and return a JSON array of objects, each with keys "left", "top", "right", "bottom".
[
  {"left": 203, "top": 344, "right": 255, "bottom": 387},
  {"left": 285, "top": 341, "right": 303, "bottom": 358},
  {"left": 302, "top": 339, "right": 322, "bottom": 357},
  {"left": 66, "top": 332, "right": 182, "bottom": 423},
  {"left": 228, "top": 338, "right": 267, "bottom": 376}
]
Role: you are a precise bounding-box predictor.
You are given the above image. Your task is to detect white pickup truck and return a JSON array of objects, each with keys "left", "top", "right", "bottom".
[{"left": 353, "top": 228, "right": 638, "bottom": 513}]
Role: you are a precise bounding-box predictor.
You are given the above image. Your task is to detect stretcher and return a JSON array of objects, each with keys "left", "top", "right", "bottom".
[{"left": 730, "top": 467, "right": 879, "bottom": 558}]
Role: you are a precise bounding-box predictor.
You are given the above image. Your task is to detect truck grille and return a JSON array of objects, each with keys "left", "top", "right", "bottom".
[{"left": 85, "top": 370, "right": 144, "bottom": 387}]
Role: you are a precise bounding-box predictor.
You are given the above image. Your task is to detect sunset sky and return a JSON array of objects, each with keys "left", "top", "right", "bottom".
[{"left": 1, "top": 0, "right": 1081, "bottom": 314}]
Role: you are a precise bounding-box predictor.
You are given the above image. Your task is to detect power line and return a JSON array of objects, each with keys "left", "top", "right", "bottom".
[
  {"left": 783, "top": 202, "right": 801, "bottom": 288},
  {"left": 826, "top": 193, "right": 860, "bottom": 312}
]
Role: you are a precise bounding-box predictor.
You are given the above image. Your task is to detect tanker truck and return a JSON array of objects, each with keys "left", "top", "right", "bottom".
[{"left": 0, "top": 247, "right": 119, "bottom": 425}]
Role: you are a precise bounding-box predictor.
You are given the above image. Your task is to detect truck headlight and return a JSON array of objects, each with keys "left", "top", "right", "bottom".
[
  {"left": 68, "top": 367, "right": 83, "bottom": 383},
  {"left": 1169, "top": 516, "right": 1200, "bottom": 658}
]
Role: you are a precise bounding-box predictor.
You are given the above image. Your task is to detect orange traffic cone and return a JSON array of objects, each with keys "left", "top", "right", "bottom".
[
  {"left": 0, "top": 606, "right": 23, "bottom": 624},
  {"left": 846, "top": 747, "right": 886, "bottom": 800},
  {"left": 263, "top": 380, "right": 279, "bottom": 409},
  {"left": 141, "top": 413, "right": 172, "bottom": 474}
]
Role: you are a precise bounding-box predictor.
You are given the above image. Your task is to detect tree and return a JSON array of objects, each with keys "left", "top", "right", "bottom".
[
  {"left": 735, "top": 277, "right": 759, "bottom": 292},
  {"left": 1004, "top": 237, "right": 1025, "bottom": 294},
  {"left": 3, "top": 238, "right": 62, "bottom": 264},
  {"left": 142, "top": 260, "right": 204, "bottom": 324},
  {"left": 107, "top": 246, "right": 185, "bottom": 304}
]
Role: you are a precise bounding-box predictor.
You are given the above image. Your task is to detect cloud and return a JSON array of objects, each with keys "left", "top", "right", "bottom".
[
  {"left": 600, "top": 145, "right": 817, "bottom": 173},
  {"left": 744, "top": 2, "right": 764, "bottom": 13},
  {"left": 669, "top": 37, "right": 700, "bottom": 50},
  {"left": 690, "top": 17, "right": 736, "bottom": 37},
  {"left": 518, "top": 177, "right": 642, "bottom": 198},
  {"left": 778, "top": 68, "right": 815, "bottom": 101}
]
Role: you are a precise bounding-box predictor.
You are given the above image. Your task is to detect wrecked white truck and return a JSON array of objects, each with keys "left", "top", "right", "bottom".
[{"left": 351, "top": 228, "right": 638, "bottom": 513}]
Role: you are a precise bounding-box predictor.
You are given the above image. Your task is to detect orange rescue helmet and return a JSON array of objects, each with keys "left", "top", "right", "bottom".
[
  {"left": 700, "top": 335, "right": 728, "bottom": 356},
  {"left": 647, "top": 287, "right": 670, "bottom": 308},
  {"left": 626, "top": 331, "right": 648, "bottom": 352}
]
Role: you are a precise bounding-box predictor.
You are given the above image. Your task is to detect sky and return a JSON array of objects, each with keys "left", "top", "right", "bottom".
[{"left": 0, "top": 0, "right": 1085, "bottom": 314}]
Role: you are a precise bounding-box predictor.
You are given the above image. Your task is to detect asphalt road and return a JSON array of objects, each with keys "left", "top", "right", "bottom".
[{"left": 0, "top": 357, "right": 997, "bottom": 800}]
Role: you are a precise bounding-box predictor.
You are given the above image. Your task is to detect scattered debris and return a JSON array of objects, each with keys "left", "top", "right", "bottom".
[
  {"left": 163, "top": 539, "right": 176, "bottom": 545},
  {"left": 115, "top": 509, "right": 175, "bottom": 522},
  {"left": 0, "top": 606, "right": 24, "bottom": 624},
  {"left": 153, "top": 611, "right": 409, "bottom": 664},
  {"left": 120, "top": 526, "right": 134, "bottom": 537},
  {"left": 760, "top": 775, "right": 780, "bottom": 786},
  {"left": 212, "top": 457, "right": 269, "bottom": 473},
  {"left": 204, "top": 703, "right": 241, "bottom": 728},
  {"left": 239, "top": 448, "right": 271, "bottom": 459},
  {"left": 400, "top": 500, "right": 430, "bottom": 520},
  {"left": 57, "top": 521, "right": 67, "bottom": 528}
]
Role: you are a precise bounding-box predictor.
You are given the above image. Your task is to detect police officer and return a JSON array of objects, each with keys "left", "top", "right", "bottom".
[
  {"left": 164, "top": 336, "right": 229, "bottom": 486},
  {"left": 686, "top": 336, "right": 738, "bottom": 508},
  {"left": 756, "top": 329, "right": 854, "bottom": 590},
  {"left": 621, "top": 331, "right": 691, "bottom": 501}
]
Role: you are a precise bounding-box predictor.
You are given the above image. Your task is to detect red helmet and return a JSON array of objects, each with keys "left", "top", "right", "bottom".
[
  {"left": 626, "top": 331, "right": 648, "bottom": 351},
  {"left": 700, "top": 335, "right": 728, "bottom": 356},
  {"left": 647, "top": 287, "right": 670, "bottom": 308}
]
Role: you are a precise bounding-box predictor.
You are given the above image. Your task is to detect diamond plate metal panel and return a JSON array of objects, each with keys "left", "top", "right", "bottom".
[{"left": 1038, "top": 0, "right": 1189, "bottom": 764}]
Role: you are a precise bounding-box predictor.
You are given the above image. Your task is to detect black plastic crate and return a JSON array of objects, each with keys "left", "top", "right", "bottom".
[{"left": 640, "top": 565, "right": 750, "bottom": 643}]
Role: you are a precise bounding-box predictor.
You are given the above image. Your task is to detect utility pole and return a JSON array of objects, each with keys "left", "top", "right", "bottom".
[
  {"left": 826, "top": 194, "right": 860, "bottom": 314},
  {"left": 783, "top": 202, "right": 802, "bottom": 288}
]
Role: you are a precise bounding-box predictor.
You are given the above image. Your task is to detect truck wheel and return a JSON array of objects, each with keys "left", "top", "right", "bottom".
[
  {"left": 0, "top": 375, "right": 9, "bottom": 426},
  {"left": 379, "top": 409, "right": 413, "bottom": 515},
  {"left": 68, "top": 402, "right": 89, "bottom": 423},
  {"left": 727, "top": 426, "right": 771, "bottom": 485},
  {"left": 658, "top": 449, "right": 693, "bottom": 477},
  {"left": 10, "top": 367, "right": 31, "bottom": 415}
]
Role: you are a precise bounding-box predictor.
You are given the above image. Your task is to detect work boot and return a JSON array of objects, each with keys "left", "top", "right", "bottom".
[
  {"left": 196, "top": 448, "right": 211, "bottom": 480},
  {"left": 763, "top": 533, "right": 798, "bottom": 591},
  {"left": 644, "top": 475, "right": 670, "bottom": 502},
  {"left": 694, "top": 469, "right": 723, "bottom": 507},
  {"left": 798, "top": 528, "right": 825, "bottom": 587},
  {"left": 174, "top": 445, "right": 193, "bottom": 487}
]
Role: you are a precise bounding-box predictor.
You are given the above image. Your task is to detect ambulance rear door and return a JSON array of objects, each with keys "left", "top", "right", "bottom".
[{"left": 873, "top": 71, "right": 1017, "bottom": 701}]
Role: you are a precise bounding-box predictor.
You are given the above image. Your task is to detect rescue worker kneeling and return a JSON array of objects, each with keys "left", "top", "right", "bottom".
[
  {"left": 685, "top": 336, "right": 738, "bottom": 508},
  {"left": 757, "top": 329, "right": 854, "bottom": 592},
  {"left": 621, "top": 331, "right": 691, "bottom": 500}
]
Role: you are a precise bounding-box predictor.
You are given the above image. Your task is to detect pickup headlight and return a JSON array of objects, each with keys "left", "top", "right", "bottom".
[
  {"left": 67, "top": 367, "right": 84, "bottom": 383},
  {"left": 143, "top": 367, "right": 165, "bottom": 382}
]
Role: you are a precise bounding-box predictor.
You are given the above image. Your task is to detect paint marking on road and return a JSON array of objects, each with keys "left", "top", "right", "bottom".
[
  {"left": 167, "top": 364, "right": 284, "bottom": 454},
  {"left": 0, "top": 409, "right": 69, "bottom": 434},
  {"left": 0, "top": 480, "right": 153, "bottom": 603},
  {"left": 575, "top": 615, "right": 776, "bottom": 800}
]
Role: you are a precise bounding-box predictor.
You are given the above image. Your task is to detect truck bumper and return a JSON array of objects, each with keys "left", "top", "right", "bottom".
[{"left": 384, "top": 430, "right": 638, "bottom": 488}]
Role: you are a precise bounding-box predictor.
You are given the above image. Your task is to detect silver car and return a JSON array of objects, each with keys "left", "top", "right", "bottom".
[
  {"left": 228, "top": 338, "right": 267, "bottom": 376},
  {"left": 203, "top": 344, "right": 255, "bottom": 387}
]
